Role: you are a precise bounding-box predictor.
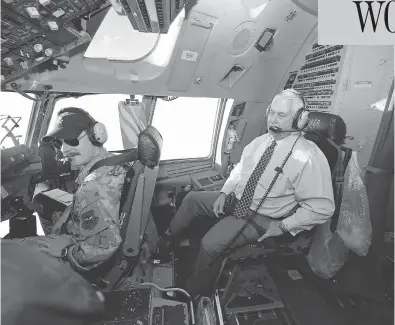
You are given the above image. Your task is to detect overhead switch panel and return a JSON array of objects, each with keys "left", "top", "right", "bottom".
[{"left": 110, "top": 0, "right": 191, "bottom": 33}]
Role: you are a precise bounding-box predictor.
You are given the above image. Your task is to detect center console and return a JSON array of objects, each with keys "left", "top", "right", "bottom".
[{"left": 189, "top": 169, "right": 226, "bottom": 191}]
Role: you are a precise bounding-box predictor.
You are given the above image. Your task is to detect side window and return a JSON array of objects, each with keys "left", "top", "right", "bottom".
[
  {"left": 0, "top": 92, "right": 35, "bottom": 238},
  {"left": 0, "top": 92, "right": 34, "bottom": 149},
  {"left": 49, "top": 94, "right": 140, "bottom": 151},
  {"left": 151, "top": 97, "right": 221, "bottom": 160}
]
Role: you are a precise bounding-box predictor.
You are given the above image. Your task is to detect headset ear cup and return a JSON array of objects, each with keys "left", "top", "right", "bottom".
[
  {"left": 91, "top": 122, "right": 108, "bottom": 144},
  {"left": 297, "top": 110, "right": 310, "bottom": 130},
  {"left": 85, "top": 123, "right": 99, "bottom": 146},
  {"left": 292, "top": 109, "right": 302, "bottom": 130}
]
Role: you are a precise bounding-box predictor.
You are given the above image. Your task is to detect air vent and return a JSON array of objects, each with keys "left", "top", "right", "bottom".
[
  {"left": 233, "top": 28, "right": 252, "bottom": 51},
  {"left": 228, "top": 21, "right": 256, "bottom": 56}
]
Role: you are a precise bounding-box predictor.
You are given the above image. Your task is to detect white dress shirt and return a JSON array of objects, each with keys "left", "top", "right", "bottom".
[{"left": 221, "top": 132, "right": 335, "bottom": 235}]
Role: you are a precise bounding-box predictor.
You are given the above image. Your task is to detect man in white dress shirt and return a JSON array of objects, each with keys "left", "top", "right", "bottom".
[{"left": 161, "top": 89, "right": 335, "bottom": 298}]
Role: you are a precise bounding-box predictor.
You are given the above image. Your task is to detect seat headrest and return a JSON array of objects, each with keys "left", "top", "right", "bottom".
[
  {"left": 305, "top": 112, "right": 347, "bottom": 146},
  {"left": 138, "top": 126, "right": 163, "bottom": 168}
]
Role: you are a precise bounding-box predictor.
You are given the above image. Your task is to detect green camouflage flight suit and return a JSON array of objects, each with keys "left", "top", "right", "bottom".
[
  {"left": 17, "top": 149, "right": 129, "bottom": 272},
  {"left": 56, "top": 149, "right": 128, "bottom": 271}
]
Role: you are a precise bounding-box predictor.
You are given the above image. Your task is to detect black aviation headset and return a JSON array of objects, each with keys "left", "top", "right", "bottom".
[
  {"left": 290, "top": 89, "right": 310, "bottom": 130},
  {"left": 58, "top": 107, "right": 108, "bottom": 146}
]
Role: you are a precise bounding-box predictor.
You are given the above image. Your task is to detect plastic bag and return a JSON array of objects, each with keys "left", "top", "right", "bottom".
[
  {"left": 336, "top": 152, "right": 372, "bottom": 256},
  {"left": 307, "top": 220, "right": 349, "bottom": 279}
]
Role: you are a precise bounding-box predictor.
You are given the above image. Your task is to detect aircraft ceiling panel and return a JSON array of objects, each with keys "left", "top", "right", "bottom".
[
  {"left": 3, "top": 0, "right": 106, "bottom": 28},
  {"left": 1, "top": 7, "right": 42, "bottom": 49},
  {"left": 2, "top": 0, "right": 321, "bottom": 102},
  {"left": 1, "top": 0, "right": 108, "bottom": 84}
]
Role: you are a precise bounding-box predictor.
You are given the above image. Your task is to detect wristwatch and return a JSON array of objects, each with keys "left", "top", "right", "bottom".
[
  {"left": 61, "top": 245, "right": 72, "bottom": 261},
  {"left": 277, "top": 221, "right": 289, "bottom": 234}
]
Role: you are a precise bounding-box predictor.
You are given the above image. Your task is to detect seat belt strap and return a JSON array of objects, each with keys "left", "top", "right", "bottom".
[{"left": 88, "top": 149, "right": 139, "bottom": 174}]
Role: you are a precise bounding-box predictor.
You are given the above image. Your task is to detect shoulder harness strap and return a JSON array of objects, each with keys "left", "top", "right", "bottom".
[{"left": 88, "top": 149, "right": 139, "bottom": 174}]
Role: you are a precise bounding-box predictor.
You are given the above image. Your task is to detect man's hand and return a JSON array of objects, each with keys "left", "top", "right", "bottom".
[
  {"left": 51, "top": 205, "right": 72, "bottom": 234},
  {"left": 33, "top": 235, "right": 74, "bottom": 258},
  {"left": 213, "top": 193, "right": 227, "bottom": 218},
  {"left": 257, "top": 221, "right": 283, "bottom": 242}
]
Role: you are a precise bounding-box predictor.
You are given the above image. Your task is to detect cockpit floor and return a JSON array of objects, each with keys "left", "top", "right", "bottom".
[
  {"left": 266, "top": 255, "right": 393, "bottom": 325},
  {"left": 175, "top": 247, "right": 394, "bottom": 325}
]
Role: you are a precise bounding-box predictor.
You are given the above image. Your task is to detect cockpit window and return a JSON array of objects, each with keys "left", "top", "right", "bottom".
[
  {"left": 0, "top": 92, "right": 34, "bottom": 149},
  {"left": 151, "top": 97, "right": 220, "bottom": 160},
  {"left": 50, "top": 94, "right": 139, "bottom": 151},
  {"left": 50, "top": 95, "right": 222, "bottom": 161}
]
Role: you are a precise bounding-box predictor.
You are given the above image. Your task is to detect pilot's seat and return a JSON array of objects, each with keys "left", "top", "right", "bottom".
[
  {"left": 303, "top": 111, "right": 352, "bottom": 234},
  {"left": 87, "top": 125, "right": 163, "bottom": 291},
  {"left": 216, "top": 112, "right": 353, "bottom": 306},
  {"left": 305, "top": 111, "right": 349, "bottom": 172}
]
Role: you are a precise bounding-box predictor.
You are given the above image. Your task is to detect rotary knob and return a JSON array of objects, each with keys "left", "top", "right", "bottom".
[
  {"left": 34, "top": 44, "right": 43, "bottom": 53},
  {"left": 44, "top": 48, "right": 53, "bottom": 57}
]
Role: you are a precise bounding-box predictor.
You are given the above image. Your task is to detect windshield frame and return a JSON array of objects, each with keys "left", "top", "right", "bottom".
[{"left": 41, "top": 93, "right": 229, "bottom": 164}]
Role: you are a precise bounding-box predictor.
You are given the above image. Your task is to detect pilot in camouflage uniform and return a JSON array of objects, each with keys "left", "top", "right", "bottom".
[
  {"left": 49, "top": 149, "right": 128, "bottom": 271},
  {"left": 5, "top": 107, "right": 130, "bottom": 273}
]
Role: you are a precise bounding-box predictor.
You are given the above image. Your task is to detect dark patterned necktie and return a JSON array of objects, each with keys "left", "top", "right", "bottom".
[{"left": 233, "top": 140, "right": 277, "bottom": 218}]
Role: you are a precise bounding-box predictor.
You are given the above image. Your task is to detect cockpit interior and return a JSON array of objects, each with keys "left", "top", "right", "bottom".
[{"left": 1, "top": 0, "right": 394, "bottom": 324}]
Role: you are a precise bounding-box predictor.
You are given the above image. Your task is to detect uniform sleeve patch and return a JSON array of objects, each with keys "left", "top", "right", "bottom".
[{"left": 81, "top": 210, "right": 99, "bottom": 230}]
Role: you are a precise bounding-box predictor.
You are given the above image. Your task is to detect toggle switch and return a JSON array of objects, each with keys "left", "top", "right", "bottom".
[
  {"left": 53, "top": 8, "right": 65, "bottom": 18},
  {"left": 47, "top": 21, "right": 59, "bottom": 30},
  {"left": 26, "top": 7, "right": 40, "bottom": 18}
]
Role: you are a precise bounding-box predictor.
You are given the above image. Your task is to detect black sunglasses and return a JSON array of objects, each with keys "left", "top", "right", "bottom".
[{"left": 52, "top": 133, "right": 87, "bottom": 148}]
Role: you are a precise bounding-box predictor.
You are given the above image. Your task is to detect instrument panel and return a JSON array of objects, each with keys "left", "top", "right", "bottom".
[
  {"left": 1, "top": 0, "right": 108, "bottom": 84},
  {"left": 284, "top": 44, "right": 346, "bottom": 112}
]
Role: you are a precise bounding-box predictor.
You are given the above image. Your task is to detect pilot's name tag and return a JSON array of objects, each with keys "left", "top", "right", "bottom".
[{"left": 181, "top": 50, "right": 198, "bottom": 62}]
